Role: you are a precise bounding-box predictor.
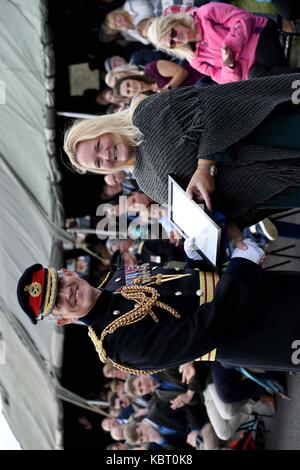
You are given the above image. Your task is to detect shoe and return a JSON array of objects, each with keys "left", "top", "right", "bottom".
[
  {"left": 258, "top": 219, "right": 278, "bottom": 241},
  {"left": 260, "top": 394, "right": 277, "bottom": 414}
]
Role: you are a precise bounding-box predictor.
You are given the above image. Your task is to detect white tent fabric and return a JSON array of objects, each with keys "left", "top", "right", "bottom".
[{"left": 0, "top": 0, "right": 67, "bottom": 449}]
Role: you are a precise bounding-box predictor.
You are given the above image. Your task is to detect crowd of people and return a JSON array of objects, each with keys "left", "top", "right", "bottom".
[
  {"left": 98, "top": 360, "right": 286, "bottom": 450},
  {"left": 17, "top": 0, "right": 300, "bottom": 450}
]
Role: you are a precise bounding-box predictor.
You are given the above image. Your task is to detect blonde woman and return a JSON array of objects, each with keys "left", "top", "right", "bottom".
[
  {"left": 148, "top": 2, "right": 300, "bottom": 83},
  {"left": 64, "top": 73, "right": 300, "bottom": 228}
]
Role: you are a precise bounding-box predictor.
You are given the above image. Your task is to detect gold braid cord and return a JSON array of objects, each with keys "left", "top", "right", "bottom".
[{"left": 88, "top": 284, "right": 181, "bottom": 375}]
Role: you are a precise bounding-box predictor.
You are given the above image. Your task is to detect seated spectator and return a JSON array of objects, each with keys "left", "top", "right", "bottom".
[
  {"left": 136, "top": 1, "right": 218, "bottom": 39},
  {"left": 148, "top": 2, "right": 300, "bottom": 83},
  {"left": 111, "top": 425, "right": 126, "bottom": 441},
  {"left": 105, "top": 0, "right": 155, "bottom": 45},
  {"left": 114, "top": 59, "right": 205, "bottom": 98},
  {"left": 104, "top": 170, "right": 139, "bottom": 194},
  {"left": 125, "top": 398, "right": 219, "bottom": 450},
  {"left": 100, "top": 182, "right": 123, "bottom": 201},
  {"left": 130, "top": 47, "right": 174, "bottom": 68},
  {"left": 125, "top": 368, "right": 201, "bottom": 408},
  {"left": 104, "top": 55, "right": 128, "bottom": 73},
  {"left": 106, "top": 442, "right": 130, "bottom": 450},
  {"left": 154, "top": 1, "right": 219, "bottom": 17},
  {"left": 105, "top": 64, "right": 143, "bottom": 88},
  {"left": 203, "top": 382, "right": 254, "bottom": 441},
  {"left": 96, "top": 87, "right": 130, "bottom": 107},
  {"left": 103, "top": 362, "right": 129, "bottom": 380},
  {"left": 101, "top": 417, "right": 118, "bottom": 432}
]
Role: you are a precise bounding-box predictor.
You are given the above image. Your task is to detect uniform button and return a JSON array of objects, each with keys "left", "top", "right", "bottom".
[
  {"left": 113, "top": 310, "right": 120, "bottom": 315},
  {"left": 115, "top": 278, "right": 121, "bottom": 282},
  {"left": 196, "top": 289, "right": 203, "bottom": 296},
  {"left": 175, "top": 267, "right": 181, "bottom": 271},
  {"left": 175, "top": 291, "right": 182, "bottom": 296},
  {"left": 134, "top": 303, "right": 139, "bottom": 308}
]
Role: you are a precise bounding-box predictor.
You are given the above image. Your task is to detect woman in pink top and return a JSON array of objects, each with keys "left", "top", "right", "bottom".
[{"left": 148, "top": 2, "right": 299, "bottom": 84}]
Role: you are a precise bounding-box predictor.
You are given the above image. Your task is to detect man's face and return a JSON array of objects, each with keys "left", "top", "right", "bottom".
[
  {"left": 138, "top": 421, "right": 160, "bottom": 443},
  {"left": 133, "top": 376, "right": 156, "bottom": 396},
  {"left": 127, "top": 192, "right": 152, "bottom": 211},
  {"left": 53, "top": 269, "right": 99, "bottom": 325},
  {"left": 118, "top": 390, "right": 131, "bottom": 408},
  {"left": 105, "top": 171, "right": 126, "bottom": 186},
  {"left": 111, "top": 55, "right": 127, "bottom": 69},
  {"left": 103, "top": 183, "right": 123, "bottom": 197}
]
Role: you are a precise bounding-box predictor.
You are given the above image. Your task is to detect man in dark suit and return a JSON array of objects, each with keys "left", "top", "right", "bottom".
[
  {"left": 125, "top": 364, "right": 208, "bottom": 408},
  {"left": 124, "top": 397, "right": 216, "bottom": 450}
]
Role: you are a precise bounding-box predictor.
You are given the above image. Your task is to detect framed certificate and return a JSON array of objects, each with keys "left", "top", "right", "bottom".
[{"left": 168, "top": 176, "right": 222, "bottom": 270}]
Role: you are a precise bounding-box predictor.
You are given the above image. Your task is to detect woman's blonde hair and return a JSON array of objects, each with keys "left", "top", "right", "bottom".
[
  {"left": 148, "top": 14, "right": 196, "bottom": 60},
  {"left": 63, "top": 95, "right": 147, "bottom": 175},
  {"left": 105, "top": 64, "right": 141, "bottom": 88},
  {"left": 105, "top": 9, "right": 133, "bottom": 31}
]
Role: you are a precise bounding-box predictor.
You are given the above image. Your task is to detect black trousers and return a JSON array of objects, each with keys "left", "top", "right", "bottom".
[
  {"left": 210, "top": 363, "right": 280, "bottom": 403},
  {"left": 272, "top": 0, "right": 300, "bottom": 21},
  {"left": 249, "top": 19, "right": 300, "bottom": 78}
]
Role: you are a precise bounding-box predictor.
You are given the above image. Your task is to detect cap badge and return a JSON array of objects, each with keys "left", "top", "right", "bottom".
[{"left": 24, "top": 282, "right": 42, "bottom": 298}]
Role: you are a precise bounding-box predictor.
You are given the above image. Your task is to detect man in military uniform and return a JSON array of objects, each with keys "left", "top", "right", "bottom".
[{"left": 17, "top": 239, "right": 300, "bottom": 374}]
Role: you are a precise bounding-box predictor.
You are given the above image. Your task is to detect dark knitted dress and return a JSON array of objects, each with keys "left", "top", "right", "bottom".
[{"left": 132, "top": 74, "right": 300, "bottom": 227}]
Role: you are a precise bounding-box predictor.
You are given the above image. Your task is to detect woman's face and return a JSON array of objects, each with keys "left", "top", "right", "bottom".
[
  {"left": 160, "top": 23, "right": 196, "bottom": 49},
  {"left": 77, "top": 133, "right": 132, "bottom": 171},
  {"left": 119, "top": 79, "right": 148, "bottom": 98}
]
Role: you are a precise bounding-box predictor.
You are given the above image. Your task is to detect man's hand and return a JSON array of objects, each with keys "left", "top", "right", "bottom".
[
  {"left": 186, "top": 169, "right": 215, "bottom": 211},
  {"left": 227, "top": 221, "right": 247, "bottom": 250},
  {"left": 179, "top": 362, "right": 196, "bottom": 385},
  {"left": 170, "top": 390, "right": 195, "bottom": 409},
  {"left": 221, "top": 46, "right": 235, "bottom": 67},
  {"left": 232, "top": 238, "right": 266, "bottom": 266}
]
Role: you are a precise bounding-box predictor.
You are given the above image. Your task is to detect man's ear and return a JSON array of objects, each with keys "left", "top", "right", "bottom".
[{"left": 56, "top": 318, "right": 75, "bottom": 327}]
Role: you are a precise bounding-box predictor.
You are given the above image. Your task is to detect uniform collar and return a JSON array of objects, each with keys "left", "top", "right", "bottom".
[{"left": 81, "top": 289, "right": 113, "bottom": 326}]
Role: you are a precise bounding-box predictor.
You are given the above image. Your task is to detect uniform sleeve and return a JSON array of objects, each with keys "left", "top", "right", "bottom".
[
  {"left": 106, "top": 258, "right": 262, "bottom": 371},
  {"left": 195, "top": 3, "right": 256, "bottom": 57}
]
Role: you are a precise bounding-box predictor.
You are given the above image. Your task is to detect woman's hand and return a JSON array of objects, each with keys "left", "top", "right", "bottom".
[
  {"left": 186, "top": 168, "right": 215, "bottom": 211},
  {"left": 221, "top": 46, "right": 235, "bottom": 68}
]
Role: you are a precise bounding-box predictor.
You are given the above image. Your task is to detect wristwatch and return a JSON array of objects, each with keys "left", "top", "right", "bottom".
[
  {"left": 197, "top": 163, "right": 217, "bottom": 176},
  {"left": 208, "top": 164, "right": 217, "bottom": 176}
]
